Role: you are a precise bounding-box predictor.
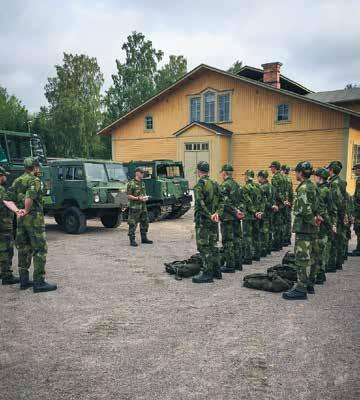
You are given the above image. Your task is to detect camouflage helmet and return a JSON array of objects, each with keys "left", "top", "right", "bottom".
[
  {"left": 314, "top": 167, "right": 329, "bottom": 180},
  {"left": 269, "top": 161, "right": 281, "bottom": 170},
  {"left": 221, "top": 163, "right": 234, "bottom": 172},
  {"left": 197, "top": 161, "right": 210, "bottom": 173},
  {"left": 352, "top": 163, "right": 360, "bottom": 170},
  {"left": 24, "top": 157, "right": 40, "bottom": 169},
  {"left": 294, "top": 161, "right": 313, "bottom": 177},
  {"left": 257, "top": 170, "right": 268, "bottom": 178},
  {"left": 244, "top": 169, "right": 255, "bottom": 178},
  {"left": 327, "top": 160, "right": 343, "bottom": 174},
  {"left": 281, "top": 164, "right": 290, "bottom": 173}
]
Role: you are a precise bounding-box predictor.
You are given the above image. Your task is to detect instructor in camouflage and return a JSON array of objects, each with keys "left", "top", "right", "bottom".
[{"left": 349, "top": 163, "right": 360, "bottom": 256}]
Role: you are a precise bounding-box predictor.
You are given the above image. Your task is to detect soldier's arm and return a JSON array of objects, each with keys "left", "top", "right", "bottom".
[
  {"left": 293, "top": 187, "right": 313, "bottom": 223},
  {"left": 3, "top": 182, "right": 21, "bottom": 215},
  {"left": 127, "top": 182, "right": 142, "bottom": 202},
  {"left": 273, "top": 175, "right": 286, "bottom": 204},
  {"left": 194, "top": 181, "right": 212, "bottom": 219}
]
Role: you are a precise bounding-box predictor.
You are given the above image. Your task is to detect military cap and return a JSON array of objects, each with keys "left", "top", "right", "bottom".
[
  {"left": 294, "top": 161, "right": 313, "bottom": 176},
  {"left": 0, "top": 166, "right": 10, "bottom": 176},
  {"left": 281, "top": 164, "right": 290, "bottom": 173},
  {"left": 197, "top": 161, "right": 210, "bottom": 173},
  {"left": 24, "top": 157, "right": 40, "bottom": 168},
  {"left": 221, "top": 163, "right": 234, "bottom": 172},
  {"left": 352, "top": 163, "right": 360, "bottom": 170},
  {"left": 257, "top": 170, "right": 268, "bottom": 178},
  {"left": 314, "top": 167, "right": 329, "bottom": 180},
  {"left": 327, "top": 160, "right": 343, "bottom": 174},
  {"left": 244, "top": 169, "right": 255, "bottom": 178},
  {"left": 269, "top": 161, "right": 281, "bottom": 169},
  {"left": 135, "top": 166, "right": 144, "bottom": 173}
]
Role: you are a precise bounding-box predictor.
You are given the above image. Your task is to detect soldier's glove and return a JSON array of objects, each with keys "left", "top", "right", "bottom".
[
  {"left": 271, "top": 205, "right": 279, "bottom": 213},
  {"left": 235, "top": 210, "right": 244, "bottom": 220}
]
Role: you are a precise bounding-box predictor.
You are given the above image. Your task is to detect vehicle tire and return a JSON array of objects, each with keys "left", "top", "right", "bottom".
[
  {"left": 100, "top": 213, "right": 121, "bottom": 228},
  {"left": 63, "top": 207, "right": 86, "bottom": 234},
  {"left": 54, "top": 213, "right": 63, "bottom": 225}
]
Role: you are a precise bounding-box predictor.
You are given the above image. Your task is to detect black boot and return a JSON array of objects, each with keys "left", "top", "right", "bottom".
[
  {"left": 141, "top": 234, "right": 153, "bottom": 244},
  {"left": 235, "top": 263, "right": 243, "bottom": 271},
  {"left": 220, "top": 265, "right": 236, "bottom": 273},
  {"left": 315, "top": 271, "right": 326, "bottom": 285},
  {"left": 348, "top": 249, "right": 360, "bottom": 257},
  {"left": 326, "top": 265, "right": 337, "bottom": 273},
  {"left": 33, "top": 278, "right": 57, "bottom": 293},
  {"left": 213, "top": 268, "right": 222, "bottom": 280},
  {"left": 130, "top": 238, "right": 138, "bottom": 247},
  {"left": 2, "top": 275, "right": 20, "bottom": 285},
  {"left": 20, "top": 276, "right": 33, "bottom": 290},
  {"left": 243, "top": 259, "right": 253, "bottom": 265},
  {"left": 336, "top": 264, "right": 343, "bottom": 270},
  {"left": 261, "top": 250, "right": 267, "bottom": 258},
  {"left": 282, "top": 287, "right": 308, "bottom": 300},
  {"left": 192, "top": 272, "right": 214, "bottom": 283},
  {"left": 307, "top": 285, "right": 315, "bottom": 294}
]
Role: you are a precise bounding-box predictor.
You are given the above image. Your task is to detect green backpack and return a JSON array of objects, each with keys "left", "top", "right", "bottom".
[
  {"left": 243, "top": 272, "right": 293, "bottom": 292},
  {"left": 282, "top": 251, "right": 295, "bottom": 266},
  {"left": 267, "top": 264, "right": 297, "bottom": 282},
  {"left": 165, "top": 254, "right": 202, "bottom": 279}
]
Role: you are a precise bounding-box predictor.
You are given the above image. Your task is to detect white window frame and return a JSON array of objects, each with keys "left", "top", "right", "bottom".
[
  {"left": 144, "top": 115, "right": 154, "bottom": 131},
  {"left": 218, "top": 92, "right": 232, "bottom": 123},
  {"left": 276, "top": 103, "right": 291, "bottom": 123},
  {"left": 189, "top": 96, "right": 201, "bottom": 123},
  {"left": 352, "top": 143, "right": 360, "bottom": 175}
]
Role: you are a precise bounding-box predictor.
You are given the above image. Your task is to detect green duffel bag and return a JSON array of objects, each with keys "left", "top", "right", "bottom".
[
  {"left": 243, "top": 272, "right": 293, "bottom": 292},
  {"left": 164, "top": 254, "right": 202, "bottom": 279},
  {"left": 267, "top": 264, "right": 297, "bottom": 282},
  {"left": 282, "top": 251, "right": 295, "bottom": 266}
]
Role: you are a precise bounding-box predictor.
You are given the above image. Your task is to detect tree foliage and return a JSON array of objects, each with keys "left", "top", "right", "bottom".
[
  {"left": 0, "top": 85, "right": 29, "bottom": 132},
  {"left": 227, "top": 60, "right": 243, "bottom": 75},
  {"left": 155, "top": 55, "right": 187, "bottom": 92}
]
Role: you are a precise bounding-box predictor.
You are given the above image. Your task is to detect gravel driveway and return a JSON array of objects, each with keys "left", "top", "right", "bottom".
[{"left": 1, "top": 211, "right": 359, "bottom": 400}]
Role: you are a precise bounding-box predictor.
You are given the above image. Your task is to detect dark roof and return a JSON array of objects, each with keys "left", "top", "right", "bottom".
[
  {"left": 306, "top": 88, "right": 360, "bottom": 104},
  {"left": 98, "top": 64, "right": 360, "bottom": 136},
  {"left": 236, "top": 65, "right": 313, "bottom": 95},
  {"left": 173, "top": 122, "right": 233, "bottom": 137}
]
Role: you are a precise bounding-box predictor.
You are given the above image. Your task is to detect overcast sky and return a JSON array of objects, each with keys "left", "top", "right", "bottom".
[{"left": 1, "top": 0, "right": 359, "bottom": 112}]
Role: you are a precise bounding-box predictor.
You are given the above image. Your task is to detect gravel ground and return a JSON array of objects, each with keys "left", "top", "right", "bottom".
[{"left": 1, "top": 210, "right": 359, "bottom": 400}]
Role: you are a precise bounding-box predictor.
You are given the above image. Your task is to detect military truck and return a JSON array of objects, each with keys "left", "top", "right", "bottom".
[
  {"left": 124, "top": 160, "right": 192, "bottom": 222},
  {"left": 45, "top": 159, "right": 128, "bottom": 234}
]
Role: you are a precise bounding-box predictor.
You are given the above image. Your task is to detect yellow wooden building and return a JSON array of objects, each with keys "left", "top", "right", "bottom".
[{"left": 98, "top": 63, "right": 360, "bottom": 193}]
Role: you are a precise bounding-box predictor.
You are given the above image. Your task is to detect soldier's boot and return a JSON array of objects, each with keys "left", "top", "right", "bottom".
[
  {"left": 234, "top": 262, "right": 243, "bottom": 271},
  {"left": 336, "top": 264, "right": 343, "bottom": 270},
  {"left": 243, "top": 259, "right": 253, "bottom": 265},
  {"left": 282, "top": 287, "right": 308, "bottom": 300},
  {"left": 130, "top": 237, "right": 138, "bottom": 247},
  {"left": 315, "top": 271, "right": 326, "bottom": 285},
  {"left": 326, "top": 264, "right": 337, "bottom": 273},
  {"left": 220, "top": 264, "right": 236, "bottom": 273},
  {"left": 261, "top": 250, "right": 267, "bottom": 258},
  {"left": 141, "top": 234, "right": 153, "bottom": 244},
  {"left": 213, "top": 267, "right": 222, "bottom": 280},
  {"left": 348, "top": 249, "right": 360, "bottom": 256},
  {"left": 2, "top": 274, "right": 20, "bottom": 285},
  {"left": 192, "top": 271, "right": 214, "bottom": 284},
  {"left": 33, "top": 278, "right": 57, "bottom": 293},
  {"left": 307, "top": 285, "right": 315, "bottom": 294},
  {"left": 20, "top": 275, "right": 33, "bottom": 290}
]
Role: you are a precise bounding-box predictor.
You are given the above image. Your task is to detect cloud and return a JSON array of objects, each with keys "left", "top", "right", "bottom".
[{"left": 1, "top": 0, "right": 359, "bottom": 112}]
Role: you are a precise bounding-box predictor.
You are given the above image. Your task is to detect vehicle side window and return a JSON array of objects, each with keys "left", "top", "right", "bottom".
[
  {"left": 0, "top": 137, "right": 8, "bottom": 162},
  {"left": 65, "top": 167, "right": 74, "bottom": 180},
  {"left": 58, "top": 167, "right": 64, "bottom": 180},
  {"left": 74, "top": 167, "right": 84, "bottom": 180}
]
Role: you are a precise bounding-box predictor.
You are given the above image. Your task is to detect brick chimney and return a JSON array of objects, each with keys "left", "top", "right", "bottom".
[{"left": 261, "top": 62, "right": 283, "bottom": 89}]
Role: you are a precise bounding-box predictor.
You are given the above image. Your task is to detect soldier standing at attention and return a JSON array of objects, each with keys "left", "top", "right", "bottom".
[
  {"left": 127, "top": 167, "right": 153, "bottom": 247},
  {"left": 0, "top": 167, "right": 20, "bottom": 285},
  {"left": 349, "top": 163, "right": 360, "bottom": 256},
  {"left": 269, "top": 161, "right": 285, "bottom": 251},
  {"left": 4, "top": 157, "right": 57, "bottom": 292},
  {"left": 281, "top": 165, "right": 294, "bottom": 246},
  {"left": 192, "top": 161, "right": 220, "bottom": 283},
  {"left": 283, "top": 161, "right": 318, "bottom": 300},
  {"left": 217, "top": 164, "right": 244, "bottom": 273}
]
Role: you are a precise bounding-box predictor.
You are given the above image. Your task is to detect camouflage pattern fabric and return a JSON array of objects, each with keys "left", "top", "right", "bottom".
[
  {"left": 0, "top": 232, "right": 14, "bottom": 280},
  {"left": 283, "top": 174, "right": 294, "bottom": 244},
  {"left": 354, "top": 176, "right": 360, "bottom": 251},
  {"left": 126, "top": 178, "right": 149, "bottom": 239},
  {"left": 243, "top": 272, "right": 292, "bottom": 292},
  {"left": 164, "top": 254, "right": 202, "bottom": 278},
  {"left": 259, "top": 180, "right": 275, "bottom": 255},
  {"left": 271, "top": 171, "right": 286, "bottom": 249}
]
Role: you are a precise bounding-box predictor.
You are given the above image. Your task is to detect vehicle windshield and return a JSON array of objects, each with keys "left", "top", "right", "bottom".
[
  {"left": 106, "top": 163, "right": 127, "bottom": 182},
  {"left": 156, "top": 164, "right": 184, "bottom": 178},
  {"left": 6, "top": 135, "right": 32, "bottom": 163},
  {"left": 84, "top": 163, "right": 108, "bottom": 182}
]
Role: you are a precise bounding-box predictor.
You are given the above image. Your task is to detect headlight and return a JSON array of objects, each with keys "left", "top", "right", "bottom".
[{"left": 94, "top": 194, "right": 100, "bottom": 203}]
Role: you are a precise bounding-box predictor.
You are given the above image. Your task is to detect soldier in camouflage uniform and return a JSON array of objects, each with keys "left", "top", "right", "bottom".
[
  {"left": 349, "top": 163, "right": 360, "bottom": 256},
  {"left": 192, "top": 161, "right": 220, "bottom": 283},
  {"left": 257, "top": 170, "right": 275, "bottom": 257},
  {"left": 242, "top": 169, "right": 264, "bottom": 264},
  {"left": 281, "top": 165, "right": 294, "bottom": 246},
  {"left": 0, "top": 166, "right": 20, "bottom": 285},
  {"left": 283, "top": 161, "right": 318, "bottom": 300},
  {"left": 217, "top": 164, "right": 244, "bottom": 273},
  {"left": 5, "top": 157, "right": 57, "bottom": 292},
  {"left": 127, "top": 167, "right": 153, "bottom": 247}
]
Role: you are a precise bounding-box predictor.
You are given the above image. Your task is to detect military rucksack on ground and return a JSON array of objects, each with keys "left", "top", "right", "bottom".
[
  {"left": 282, "top": 251, "right": 295, "bottom": 266},
  {"left": 243, "top": 272, "right": 293, "bottom": 292},
  {"left": 164, "top": 254, "right": 202, "bottom": 279},
  {"left": 267, "top": 264, "right": 297, "bottom": 282}
]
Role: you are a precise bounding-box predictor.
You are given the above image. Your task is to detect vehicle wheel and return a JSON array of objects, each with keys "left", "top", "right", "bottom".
[
  {"left": 100, "top": 213, "right": 121, "bottom": 228},
  {"left": 63, "top": 207, "right": 86, "bottom": 234},
  {"left": 147, "top": 208, "right": 158, "bottom": 222},
  {"left": 54, "top": 213, "right": 63, "bottom": 225}
]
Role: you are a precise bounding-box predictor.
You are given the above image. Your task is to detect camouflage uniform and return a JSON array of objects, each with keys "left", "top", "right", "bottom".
[
  {"left": 351, "top": 167, "right": 360, "bottom": 254},
  {"left": 270, "top": 164, "right": 286, "bottom": 251},
  {"left": 282, "top": 166, "right": 294, "bottom": 246},
  {"left": 258, "top": 171, "right": 275, "bottom": 256},
  {"left": 127, "top": 179, "right": 149, "bottom": 241}
]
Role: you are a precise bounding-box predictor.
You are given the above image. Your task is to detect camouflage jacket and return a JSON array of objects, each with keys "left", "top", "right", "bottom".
[
  {"left": 7, "top": 172, "right": 45, "bottom": 214},
  {"left": 284, "top": 175, "right": 294, "bottom": 203},
  {"left": 328, "top": 175, "right": 346, "bottom": 219},
  {"left": 271, "top": 171, "right": 286, "bottom": 208},
  {"left": 259, "top": 180, "right": 275, "bottom": 220},
  {"left": 243, "top": 180, "right": 264, "bottom": 220},
  {"left": 194, "top": 175, "right": 219, "bottom": 222},
  {"left": 127, "top": 179, "right": 147, "bottom": 210},
  {"left": 0, "top": 185, "right": 13, "bottom": 232},
  {"left": 317, "top": 182, "right": 337, "bottom": 236},
  {"left": 293, "top": 178, "right": 319, "bottom": 234},
  {"left": 354, "top": 177, "right": 360, "bottom": 220},
  {"left": 217, "top": 176, "right": 241, "bottom": 221}
]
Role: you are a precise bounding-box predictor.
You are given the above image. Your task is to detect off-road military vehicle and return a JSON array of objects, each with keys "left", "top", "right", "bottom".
[
  {"left": 45, "top": 159, "right": 128, "bottom": 234},
  {"left": 124, "top": 160, "right": 192, "bottom": 222}
]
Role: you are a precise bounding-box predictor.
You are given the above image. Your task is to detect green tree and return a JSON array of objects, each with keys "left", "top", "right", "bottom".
[
  {"left": 0, "top": 85, "right": 29, "bottom": 131},
  {"left": 155, "top": 55, "right": 187, "bottom": 91},
  {"left": 44, "top": 52, "right": 108, "bottom": 158},
  {"left": 227, "top": 60, "right": 243, "bottom": 75}
]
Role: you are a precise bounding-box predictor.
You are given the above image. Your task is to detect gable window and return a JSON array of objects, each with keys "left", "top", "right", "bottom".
[
  {"left": 204, "top": 91, "right": 215, "bottom": 123},
  {"left": 218, "top": 93, "right": 230, "bottom": 122},
  {"left": 353, "top": 144, "right": 360, "bottom": 168},
  {"left": 190, "top": 97, "right": 201, "bottom": 122},
  {"left": 276, "top": 104, "right": 290, "bottom": 122},
  {"left": 144, "top": 115, "right": 153, "bottom": 131}
]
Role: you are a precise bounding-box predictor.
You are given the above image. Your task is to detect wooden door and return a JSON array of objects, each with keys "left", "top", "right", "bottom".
[{"left": 184, "top": 142, "right": 209, "bottom": 188}]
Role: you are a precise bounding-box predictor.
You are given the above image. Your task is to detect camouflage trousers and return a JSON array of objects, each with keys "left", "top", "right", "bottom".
[
  {"left": 16, "top": 212, "right": 47, "bottom": 281},
  {"left": 272, "top": 210, "right": 283, "bottom": 249},
  {"left": 221, "top": 220, "right": 242, "bottom": 269},
  {"left": 293, "top": 233, "right": 315, "bottom": 292},
  {"left": 243, "top": 220, "right": 253, "bottom": 262},
  {"left": 195, "top": 219, "right": 218, "bottom": 273},
  {"left": 0, "top": 231, "right": 15, "bottom": 279},
  {"left": 309, "top": 234, "right": 330, "bottom": 284},
  {"left": 283, "top": 207, "right": 292, "bottom": 243},
  {"left": 355, "top": 222, "right": 360, "bottom": 251},
  {"left": 328, "top": 219, "right": 346, "bottom": 268},
  {"left": 127, "top": 207, "right": 149, "bottom": 239},
  {"left": 260, "top": 219, "right": 271, "bottom": 255}
]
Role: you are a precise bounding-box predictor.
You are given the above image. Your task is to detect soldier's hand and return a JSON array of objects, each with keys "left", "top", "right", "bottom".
[
  {"left": 211, "top": 213, "right": 219, "bottom": 223},
  {"left": 272, "top": 205, "right": 279, "bottom": 213},
  {"left": 138, "top": 195, "right": 144, "bottom": 202},
  {"left": 17, "top": 209, "right": 26, "bottom": 218},
  {"left": 344, "top": 215, "right": 349, "bottom": 225},
  {"left": 331, "top": 225, "right": 337, "bottom": 234},
  {"left": 316, "top": 215, "right": 324, "bottom": 225},
  {"left": 284, "top": 200, "right": 291, "bottom": 208},
  {"left": 236, "top": 210, "right": 244, "bottom": 220},
  {"left": 255, "top": 212, "right": 263, "bottom": 220}
]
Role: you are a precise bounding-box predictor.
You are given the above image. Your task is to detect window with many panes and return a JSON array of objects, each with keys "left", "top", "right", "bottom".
[
  {"left": 276, "top": 104, "right": 290, "bottom": 122},
  {"left": 190, "top": 97, "right": 201, "bottom": 122},
  {"left": 144, "top": 115, "right": 153, "bottom": 130},
  {"left": 204, "top": 91, "right": 215, "bottom": 123},
  {"left": 353, "top": 144, "right": 360, "bottom": 168},
  {"left": 218, "top": 93, "right": 230, "bottom": 122},
  {"left": 184, "top": 142, "right": 209, "bottom": 151}
]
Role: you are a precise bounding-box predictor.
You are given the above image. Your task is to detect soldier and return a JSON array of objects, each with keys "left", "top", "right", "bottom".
[
  {"left": 283, "top": 161, "right": 318, "bottom": 300},
  {"left": 349, "top": 163, "right": 360, "bottom": 256},
  {"left": 242, "top": 169, "right": 263, "bottom": 263},
  {"left": 0, "top": 167, "right": 20, "bottom": 285},
  {"left": 281, "top": 164, "right": 294, "bottom": 246},
  {"left": 4, "top": 157, "right": 57, "bottom": 292},
  {"left": 257, "top": 170, "right": 275, "bottom": 257},
  {"left": 192, "top": 161, "right": 220, "bottom": 283},
  {"left": 127, "top": 167, "right": 153, "bottom": 247},
  {"left": 269, "top": 161, "right": 286, "bottom": 251},
  {"left": 217, "top": 164, "right": 244, "bottom": 273}
]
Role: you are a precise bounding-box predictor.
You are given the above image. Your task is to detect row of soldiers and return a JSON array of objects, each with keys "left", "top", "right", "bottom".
[{"left": 192, "top": 159, "right": 360, "bottom": 300}]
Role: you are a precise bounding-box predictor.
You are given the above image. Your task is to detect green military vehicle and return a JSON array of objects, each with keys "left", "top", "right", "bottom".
[
  {"left": 45, "top": 159, "right": 129, "bottom": 234},
  {"left": 124, "top": 160, "right": 192, "bottom": 222}
]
